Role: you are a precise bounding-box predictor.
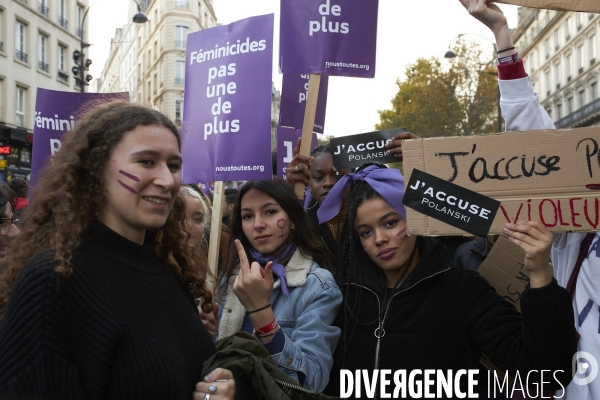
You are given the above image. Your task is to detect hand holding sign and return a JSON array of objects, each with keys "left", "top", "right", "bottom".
[
  {"left": 385, "top": 131, "right": 419, "bottom": 159},
  {"left": 284, "top": 137, "right": 313, "bottom": 187},
  {"left": 459, "top": 0, "right": 508, "bottom": 36},
  {"left": 504, "top": 221, "right": 553, "bottom": 288}
]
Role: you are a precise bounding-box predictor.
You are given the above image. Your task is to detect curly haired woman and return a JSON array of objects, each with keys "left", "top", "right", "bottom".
[{"left": 0, "top": 101, "right": 237, "bottom": 400}]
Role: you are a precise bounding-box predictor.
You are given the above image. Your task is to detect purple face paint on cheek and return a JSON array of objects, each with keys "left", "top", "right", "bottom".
[
  {"left": 119, "top": 170, "right": 140, "bottom": 182},
  {"left": 277, "top": 219, "right": 287, "bottom": 240},
  {"left": 396, "top": 228, "right": 407, "bottom": 238},
  {"left": 118, "top": 180, "right": 138, "bottom": 195}
]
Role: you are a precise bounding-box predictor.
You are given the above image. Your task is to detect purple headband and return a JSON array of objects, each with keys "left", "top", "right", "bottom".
[{"left": 317, "top": 165, "right": 407, "bottom": 224}]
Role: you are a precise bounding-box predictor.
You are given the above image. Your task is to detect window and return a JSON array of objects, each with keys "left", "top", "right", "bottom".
[
  {"left": 76, "top": 6, "right": 84, "bottom": 38},
  {"left": 175, "top": 99, "right": 183, "bottom": 124},
  {"left": 592, "top": 83, "right": 598, "bottom": 101},
  {"left": 153, "top": 73, "right": 157, "bottom": 95},
  {"left": 577, "top": 44, "right": 584, "bottom": 72},
  {"left": 15, "top": 21, "right": 27, "bottom": 62},
  {"left": 579, "top": 89, "right": 586, "bottom": 107},
  {"left": 0, "top": 10, "right": 4, "bottom": 53},
  {"left": 544, "top": 39, "right": 550, "bottom": 59},
  {"left": 16, "top": 87, "right": 25, "bottom": 127},
  {"left": 590, "top": 35, "right": 597, "bottom": 64},
  {"left": 567, "top": 97, "right": 573, "bottom": 114},
  {"left": 58, "top": 0, "right": 67, "bottom": 29},
  {"left": 58, "top": 44, "right": 66, "bottom": 70},
  {"left": 38, "top": 0, "right": 49, "bottom": 17},
  {"left": 566, "top": 54, "right": 572, "bottom": 79},
  {"left": 564, "top": 18, "right": 571, "bottom": 40},
  {"left": 175, "top": 57, "right": 185, "bottom": 84},
  {"left": 576, "top": 13, "right": 582, "bottom": 29},
  {"left": 554, "top": 62, "right": 560, "bottom": 89},
  {"left": 530, "top": 51, "right": 536, "bottom": 73},
  {"left": 556, "top": 103, "right": 562, "bottom": 119},
  {"left": 175, "top": 24, "right": 188, "bottom": 48},
  {"left": 38, "top": 33, "right": 48, "bottom": 72},
  {"left": 545, "top": 71, "right": 551, "bottom": 95},
  {"left": 554, "top": 29, "right": 559, "bottom": 50},
  {"left": 154, "top": 40, "right": 157, "bottom": 61}
]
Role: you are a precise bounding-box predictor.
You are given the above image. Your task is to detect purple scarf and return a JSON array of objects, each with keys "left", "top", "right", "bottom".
[
  {"left": 317, "top": 165, "right": 407, "bottom": 224},
  {"left": 249, "top": 241, "right": 297, "bottom": 297}
]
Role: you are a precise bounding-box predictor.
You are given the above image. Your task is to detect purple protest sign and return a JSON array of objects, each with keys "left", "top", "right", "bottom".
[
  {"left": 279, "top": 74, "right": 329, "bottom": 134},
  {"left": 31, "top": 88, "right": 127, "bottom": 188},
  {"left": 182, "top": 14, "right": 274, "bottom": 183},
  {"left": 280, "top": 0, "right": 378, "bottom": 78},
  {"left": 276, "top": 126, "right": 318, "bottom": 180}
]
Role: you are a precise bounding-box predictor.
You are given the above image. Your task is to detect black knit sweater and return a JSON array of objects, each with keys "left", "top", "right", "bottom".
[{"left": 0, "top": 223, "right": 216, "bottom": 399}]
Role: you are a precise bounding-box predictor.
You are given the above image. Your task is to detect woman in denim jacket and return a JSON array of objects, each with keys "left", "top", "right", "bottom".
[{"left": 216, "top": 178, "right": 342, "bottom": 393}]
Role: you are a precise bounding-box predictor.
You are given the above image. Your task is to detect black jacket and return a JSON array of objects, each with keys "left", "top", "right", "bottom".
[{"left": 325, "top": 237, "right": 577, "bottom": 399}]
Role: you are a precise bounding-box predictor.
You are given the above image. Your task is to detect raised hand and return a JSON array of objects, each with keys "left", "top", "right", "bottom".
[
  {"left": 232, "top": 239, "right": 274, "bottom": 311},
  {"left": 385, "top": 131, "right": 419, "bottom": 159},
  {"left": 504, "top": 221, "right": 553, "bottom": 288},
  {"left": 284, "top": 138, "right": 313, "bottom": 188}
]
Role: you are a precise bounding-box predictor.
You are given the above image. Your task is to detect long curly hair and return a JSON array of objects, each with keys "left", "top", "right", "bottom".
[{"left": 0, "top": 100, "right": 213, "bottom": 314}]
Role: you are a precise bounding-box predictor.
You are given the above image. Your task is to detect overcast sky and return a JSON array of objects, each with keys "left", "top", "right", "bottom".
[{"left": 89, "top": 0, "right": 519, "bottom": 137}]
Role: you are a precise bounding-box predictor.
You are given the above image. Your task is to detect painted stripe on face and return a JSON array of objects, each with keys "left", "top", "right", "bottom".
[
  {"left": 119, "top": 170, "right": 140, "bottom": 182},
  {"left": 396, "top": 228, "right": 407, "bottom": 237},
  {"left": 118, "top": 180, "right": 138, "bottom": 194}
]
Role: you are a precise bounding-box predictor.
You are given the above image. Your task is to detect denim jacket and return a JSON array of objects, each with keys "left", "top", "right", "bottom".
[{"left": 216, "top": 249, "right": 342, "bottom": 393}]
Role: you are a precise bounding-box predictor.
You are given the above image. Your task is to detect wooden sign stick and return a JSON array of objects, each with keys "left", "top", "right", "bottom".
[
  {"left": 294, "top": 74, "right": 322, "bottom": 198},
  {"left": 206, "top": 181, "right": 224, "bottom": 292}
]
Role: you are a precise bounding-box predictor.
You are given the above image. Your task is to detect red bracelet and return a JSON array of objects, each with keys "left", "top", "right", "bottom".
[{"left": 255, "top": 319, "right": 278, "bottom": 334}]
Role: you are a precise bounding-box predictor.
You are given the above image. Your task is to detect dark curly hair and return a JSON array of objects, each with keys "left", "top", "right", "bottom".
[{"left": 0, "top": 100, "right": 213, "bottom": 314}]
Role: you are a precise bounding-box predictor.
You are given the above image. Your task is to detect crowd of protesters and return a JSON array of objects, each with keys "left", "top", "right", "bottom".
[{"left": 0, "top": 1, "right": 595, "bottom": 399}]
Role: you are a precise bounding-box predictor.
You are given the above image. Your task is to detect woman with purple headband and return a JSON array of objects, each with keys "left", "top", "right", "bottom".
[{"left": 323, "top": 163, "right": 577, "bottom": 397}]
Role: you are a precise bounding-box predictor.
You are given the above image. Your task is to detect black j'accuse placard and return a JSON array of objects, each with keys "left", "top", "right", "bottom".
[
  {"left": 330, "top": 128, "right": 405, "bottom": 170},
  {"left": 403, "top": 169, "right": 501, "bottom": 237}
]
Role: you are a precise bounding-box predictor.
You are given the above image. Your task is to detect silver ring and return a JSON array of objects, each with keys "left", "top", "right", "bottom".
[
  {"left": 294, "top": 165, "right": 299, "bottom": 173},
  {"left": 203, "top": 394, "right": 210, "bottom": 400},
  {"left": 208, "top": 383, "right": 217, "bottom": 394}
]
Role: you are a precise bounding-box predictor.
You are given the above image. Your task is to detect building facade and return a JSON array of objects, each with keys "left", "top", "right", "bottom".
[
  {"left": 98, "top": 0, "right": 217, "bottom": 127},
  {"left": 0, "top": 0, "right": 88, "bottom": 181},
  {"left": 513, "top": 8, "right": 600, "bottom": 128}
]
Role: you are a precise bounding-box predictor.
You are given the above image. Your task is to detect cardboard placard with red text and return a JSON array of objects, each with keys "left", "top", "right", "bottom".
[
  {"left": 496, "top": 0, "right": 600, "bottom": 13},
  {"left": 402, "top": 127, "right": 600, "bottom": 236}
]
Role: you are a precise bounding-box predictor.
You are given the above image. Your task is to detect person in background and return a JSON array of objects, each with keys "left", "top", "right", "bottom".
[
  {"left": 7, "top": 178, "right": 28, "bottom": 221},
  {"left": 0, "top": 183, "right": 19, "bottom": 265},
  {"left": 222, "top": 188, "right": 238, "bottom": 228},
  {"left": 0, "top": 101, "right": 238, "bottom": 399},
  {"left": 216, "top": 178, "right": 342, "bottom": 393}
]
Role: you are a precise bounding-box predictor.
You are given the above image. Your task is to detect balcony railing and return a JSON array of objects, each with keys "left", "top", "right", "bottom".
[
  {"left": 175, "top": 77, "right": 185, "bottom": 85},
  {"left": 175, "top": 40, "right": 187, "bottom": 49},
  {"left": 58, "top": 71, "right": 69, "bottom": 82},
  {"left": 175, "top": 0, "right": 189, "bottom": 7},
  {"left": 38, "top": 3, "right": 49, "bottom": 16},
  {"left": 16, "top": 50, "right": 28, "bottom": 63},
  {"left": 38, "top": 61, "right": 48, "bottom": 72},
  {"left": 76, "top": 27, "right": 83, "bottom": 38},
  {"left": 59, "top": 17, "right": 68, "bottom": 29},
  {"left": 555, "top": 97, "right": 600, "bottom": 128}
]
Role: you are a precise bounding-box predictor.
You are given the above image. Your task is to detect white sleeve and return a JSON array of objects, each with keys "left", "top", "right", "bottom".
[{"left": 499, "top": 76, "right": 556, "bottom": 132}]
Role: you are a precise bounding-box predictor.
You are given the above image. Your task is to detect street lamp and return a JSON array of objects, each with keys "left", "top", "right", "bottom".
[
  {"left": 445, "top": 33, "right": 503, "bottom": 133},
  {"left": 72, "top": 0, "right": 148, "bottom": 92}
]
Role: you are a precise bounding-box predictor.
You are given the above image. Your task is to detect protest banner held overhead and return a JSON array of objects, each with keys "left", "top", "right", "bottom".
[
  {"left": 279, "top": 74, "right": 329, "bottom": 134},
  {"left": 280, "top": 0, "right": 379, "bottom": 77},
  {"left": 31, "top": 88, "right": 128, "bottom": 188},
  {"left": 330, "top": 128, "right": 405, "bottom": 170},
  {"left": 402, "top": 127, "right": 600, "bottom": 236},
  {"left": 275, "top": 126, "right": 318, "bottom": 180},
  {"left": 182, "top": 14, "right": 274, "bottom": 183}
]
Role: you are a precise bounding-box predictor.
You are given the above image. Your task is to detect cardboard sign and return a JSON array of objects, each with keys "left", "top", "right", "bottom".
[
  {"left": 279, "top": 74, "right": 329, "bottom": 134},
  {"left": 402, "top": 127, "right": 600, "bottom": 236},
  {"left": 279, "top": 0, "right": 379, "bottom": 77},
  {"left": 182, "top": 14, "right": 274, "bottom": 183},
  {"left": 477, "top": 235, "right": 528, "bottom": 313},
  {"left": 404, "top": 169, "right": 500, "bottom": 237},
  {"left": 31, "top": 88, "right": 128, "bottom": 188},
  {"left": 495, "top": 0, "right": 600, "bottom": 13},
  {"left": 276, "top": 126, "right": 318, "bottom": 180},
  {"left": 330, "top": 129, "right": 404, "bottom": 170}
]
